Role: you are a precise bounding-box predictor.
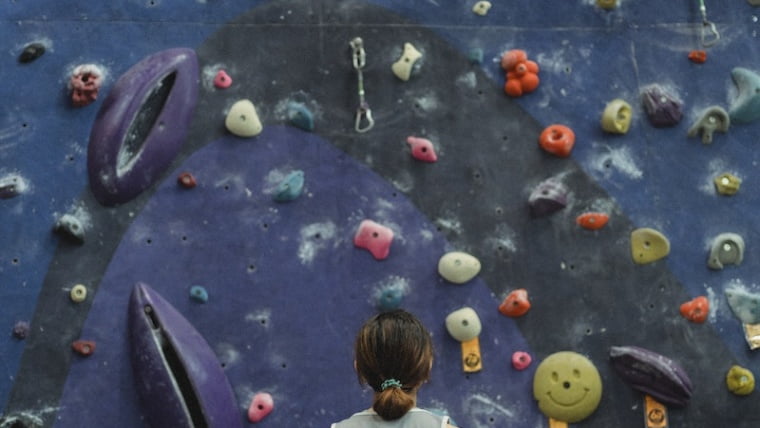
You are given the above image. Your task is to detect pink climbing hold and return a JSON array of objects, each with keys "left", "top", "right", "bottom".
[
  {"left": 406, "top": 136, "right": 438, "bottom": 162},
  {"left": 512, "top": 351, "right": 532, "bottom": 370},
  {"left": 69, "top": 64, "right": 103, "bottom": 107},
  {"left": 354, "top": 220, "right": 394, "bottom": 260},
  {"left": 247, "top": 392, "right": 274, "bottom": 423},
  {"left": 213, "top": 69, "right": 232, "bottom": 89}
]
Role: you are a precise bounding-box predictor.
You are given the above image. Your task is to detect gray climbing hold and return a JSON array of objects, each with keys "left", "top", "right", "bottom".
[
  {"left": 708, "top": 233, "right": 744, "bottom": 270},
  {"left": 688, "top": 106, "right": 730, "bottom": 144},
  {"left": 287, "top": 102, "right": 314, "bottom": 132},
  {"left": 468, "top": 48, "right": 484, "bottom": 65},
  {"left": 729, "top": 67, "right": 760, "bottom": 124},
  {"left": 19, "top": 43, "right": 45, "bottom": 63},
  {"left": 725, "top": 287, "right": 760, "bottom": 324},
  {"left": 529, "top": 178, "right": 569, "bottom": 217},
  {"left": 54, "top": 214, "right": 85, "bottom": 244},
  {"left": 0, "top": 174, "right": 26, "bottom": 199}
]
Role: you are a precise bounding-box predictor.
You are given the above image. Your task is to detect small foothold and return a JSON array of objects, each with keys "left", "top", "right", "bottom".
[
  {"left": 445, "top": 307, "right": 482, "bottom": 342},
  {"left": 177, "top": 172, "right": 197, "bottom": 189},
  {"left": 213, "top": 69, "right": 232, "bottom": 89},
  {"left": 438, "top": 251, "right": 481, "bottom": 284},
  {"left": 69, "top": 64, "right": 103, "bottom": 107},
  {"left": 375, "top": 284, "right": 405, "bottom": 311},
  {"left": 392, "top": 43, "right": 422, "bottom": 82},
  {"left": 640, "top": 84, "right": 683, "bottom": 127},
  {"left": 631, "top": 228, "right": 670, "bottom": 264},
  {"left": 72, "top": 340, "right": 96, "bottom": 356},
  {"left": 225, "top": 99, "right": 263, "bottom": 137},
  {"left": 512, "top": 351, "right": 532, "bottom": 370},
  {"left": 729, "top": 67, "right": 760, "bottom": 124},
  {"left": 19, "top": 42, "right": 46, "bottom": 63},
  {"left": 468, "top": 48, "right": 484, "bottom": 65},
  {"left": 0, "top": 174, "right": 26, "bottom": 199},
  {"left": 576, "top": 212, "right": 610, "bottom": 230},
  {"left": 596, "top": 0, "right": 617, "bottom": 9},
  {"left": 725, "top": 287, "right": 760, "bottom": 325},
  {"left": 501, "top": 50, "right": 540, "bottom": 97},
  {"left": 601, "top": 99, "right": 632, "bottom": 134},
  {"left": 688, "top": 50, "right": 707, "bottom": 64},
  {"left": 188, "top": 285, "right": 208, "bottom": 303},
  {"left": 498, "top": 289, "right": 531, "bottom": 317},
  {"left": 529, "top": 178, "right": 568, "bottom": 217},
  {"left": 472, "top": 1, "right": 492, "bottom": 15},
  {"left": 708, "top": 233, "right": 745, "bottom": 270},
  {"left": 273, "top": 170, "right": 305, "bottom": 202},
  {"left": 353, "top": 220, "right": 394, "bottom": 260},
  {"left": 538, "top": 124, "right": 575, "bottom": 157},
  {"left": 286, "top": 102, "right": 314, "bottom": 132},
  {"left": 406, "top": 136, "right": 438, "bottom": 162},
  {"left": 533, "top": 352, "right": 603, "bottom": 423},
  {"left": 714, "top": 172, "right": 741, "bottom": 195},
  {"left": 679, "top": 296, "right": 709, "bottom": 323},
  {"left": 501, "top": 50, "right": 527, "bottom": 71},
  {"left": 248, "top": 392, "right": 274, "bottom": 423},
  {"left": 726, "top": 365, "right": 755, "bottom": 395},
  {"left": 688, "top": 106, "right": 730, "bottom": 144},
  {"left": 70, "top": 284, "right": 88, "bottom": 303},
  {"left": 12, "top": 321, "right": 30, "bottom": 340},
  {"left": 54, "top": 214, "right": 85, "bottom": 244}
]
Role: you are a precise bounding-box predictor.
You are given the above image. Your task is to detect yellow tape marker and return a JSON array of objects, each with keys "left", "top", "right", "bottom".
[
  {"left": 644, "top": 394, "right": 668, "bottom": 428},
  {"left": 548, "top": 417, "right": 568, "bottom": 428},
  {"left": 461, "top": 337, "right": 482, "bottom": 373},
  {"left": 743, "top": 323, "right": 760, "bottom": 350}
]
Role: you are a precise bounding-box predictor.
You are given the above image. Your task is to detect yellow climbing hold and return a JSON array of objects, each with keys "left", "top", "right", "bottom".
[
  {"left": 70, "top": 284, "right": 87, "bottom": 303},
  {"left": 726, "top": 365, "right": 755, "bottom": 395},
  {"left": 601, "top": 99, "right": 632, "bottom": 134},
  {"left": 596, "top": 0, "right": 617, "bottom": 9},
  {"left": 631, "top": 228, "right": 670, "bottom": 264},
  {"left": 714, "top": 173, "right": 741, "bottom": 195}
]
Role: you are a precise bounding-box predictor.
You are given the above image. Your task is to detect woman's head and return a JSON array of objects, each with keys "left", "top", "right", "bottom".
[{"left": 354, "top": 309, "right": 434, "bottom": 420}]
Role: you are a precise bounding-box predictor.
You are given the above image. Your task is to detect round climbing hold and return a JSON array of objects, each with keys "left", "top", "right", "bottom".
[
  {"left": 601, "top": 99, "right": 632, "bottom": 134},
  {"left": 18, "top": 42, "right": 46, "bottom": 63},
  {"left": 472, "top": 1, "right": 492, "bottom": 15},
  {"left": 596, "top": 0, "right": 617, "bottom": 9},
  {"left": 445, "top": 307, "right": 482, "bottom": 342},
  {"left": 438, "top": 251, "right": 481, "bottom": 284},
  {"left": 538, "top": 125, "right": 575, "bottom": 157},
  {"left": 533, "top": 352, "right": 602, "bottom": 423},
  {"left": 189, "top": 285, "right": 209, "bottom": 303},
  {"left": 12, "top": 321, "right": 30, "bottom": 340},
  {"left": 512, "top": 351, "right": 532, "bottom": 370},
  {"left": 498, "top": 289, "right": 531, "bottom": 317},
  {"left": 72, "top": 339, "right": 96, "bottom": 356},
  {"left": 70, "top": 284, "right": 88, "bottom": 303},
  {"left": 177, "top": 172, "right": 197, "bottom": 189},
  {"left": 376, "top": 286, "right": 404, "bottom": 311},
  {"left": 576, "top": 212, "right": 609, "bottom": 230},
  {"left": 708, "top": 233, "right": 744, "bottom": 270},
  {"left": 225, "top": 99, "right": 263, "bottom": 137},
  {"left": 726, "top": 365, "right": 755, "bottom": 396},
  {"left": 630, "top": 228, "right": 670, "bottom": 264},
  {"left": 353, "top": 220, "right": 394, "bottom": 260},
  {"left": 688, "top": 50, "right": 707, "bottom": 64},
  {"left": 501, "top": 50, "right": 539, "bottom": 97},
  {"left": 248, "top": 392, "right": 274, "bottom": 423},
  {"left": 679, "top": 296, "right": 709, "bottom": 323},
  {"left": 213, "top": 69, "right": 232, "bottom": 89},
  {"left": 69, "top": 64, "right": 103, "bottom": 108},
  {"left": 714, "top": 172, "right": 741, "bottom": 195},
  {"left": 406, "top": 136, "right": 438, "bottom": 162}
]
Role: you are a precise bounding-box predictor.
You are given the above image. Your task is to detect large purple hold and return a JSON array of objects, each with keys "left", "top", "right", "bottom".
[
  {"left": 640, "top": 84, "right": 683, "bottom": 127},
  {"left": 609, "top": 345, "right": 693, "bottom": 407},
  {"left": 88, "top": 48, "right": 199, "bottom": 206},
  {"left": 529, "top": 178, "right": 568, "bottom": 217},
  {"left": 128, "top": 282, "right": 243, "bottom": 428}
]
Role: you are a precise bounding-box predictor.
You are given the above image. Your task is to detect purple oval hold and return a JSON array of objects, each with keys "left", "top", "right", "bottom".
[
  {"left": 609, "top": 345, "right": 693, "bottom": 408},
  {"left": 87, "top": 48, "right": 199, "bottom": 206}
]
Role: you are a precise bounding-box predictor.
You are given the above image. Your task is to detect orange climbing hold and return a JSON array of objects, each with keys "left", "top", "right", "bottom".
[
  {"left": 688, "top": 50, "right": 707, "bottom": 64},
  {"left": 538, "top": 125, "right": 575, "bottom": 157},
  {"left": 501, "top": 49, "right": 540, "bottom": 97},
  {"left": 680, "top": 296, "right": 709, "bottom": 323},
  {"left": 498, "top": 288, "right": 531, "bottom": 317},
  {"left": 576, "top": 212, "right": 610, "bottom": 230}
]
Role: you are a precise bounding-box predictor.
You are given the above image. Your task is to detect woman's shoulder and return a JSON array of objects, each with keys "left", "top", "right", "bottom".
[{"left": 331, "top": 408, "right": 454, "bottom": 427}]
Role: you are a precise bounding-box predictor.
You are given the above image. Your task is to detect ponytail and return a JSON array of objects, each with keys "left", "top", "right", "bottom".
[{"left": 373, "top": 386, "right": 415, "bottom": 420}]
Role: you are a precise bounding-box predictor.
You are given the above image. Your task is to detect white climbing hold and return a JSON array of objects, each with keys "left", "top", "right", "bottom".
[
  {"left": 438, "top": 251, "right": 481, "bottom": 284},
  {"left": 225, "top": 99, "right": 263, "bottom": 137},
  {"left": 391, "top": 43, "right": 422, "bottom": 82},
  {"left": 472, "top": 1, "right": 492, "bottom": 16}
]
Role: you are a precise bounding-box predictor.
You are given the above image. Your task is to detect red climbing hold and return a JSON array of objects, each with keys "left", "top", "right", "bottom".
[
  {"left": 248, "top": 392, "right": 274, "bottom": 423},
  {"left": 538, "top": 124, "right": 575, "bottom": 157},
  {"left": 72, "top": 339, "right": 96, "bottom": 356},
  {"left": 512, "top": 351, "right": 532, "bottom": 370},
  {"left": 213, "top": 69, "right": 232, "bottom": 89},
  {"left": 498, "top": 288, "right": 531, "bottom": 317},
  {"left": 177, "top": 172, "right": 197, "bottom": 189},
  {"left": 680, "top": 296, "right": 709, "bottom": 323},
  {"left": 69, "top": 64, "right": 103, "bottom": 107},
  {"left": 501, "top": 49, "right": 540, "bottom": 97},
  {"left": 576, "top": 212, "right": 609, "bottom": 230},
  {"left": 354, "top": 220, "right": 394, "bottom": 260},
  {"left": 406, "top": 136, "right": 438, "bottom": 162},
  {"left": 688, "top": 50, "right": 707, "bottom": 64}
]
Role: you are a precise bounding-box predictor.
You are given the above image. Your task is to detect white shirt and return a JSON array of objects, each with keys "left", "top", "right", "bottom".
[{"left": 331, "top": 408, "right": 449, "bottom": 428}]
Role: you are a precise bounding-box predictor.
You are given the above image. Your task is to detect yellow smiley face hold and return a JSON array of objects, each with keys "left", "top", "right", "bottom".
[{"left": 533, "top": 351, "right": 603, "bottom": 423}]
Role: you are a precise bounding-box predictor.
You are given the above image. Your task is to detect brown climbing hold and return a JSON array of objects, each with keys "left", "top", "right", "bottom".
[
  {"left": 72, "top": 340, "right": 96, "bottom": 356},
  {"left": 177, "top": 172, "right": 197, "bottom": 189}
]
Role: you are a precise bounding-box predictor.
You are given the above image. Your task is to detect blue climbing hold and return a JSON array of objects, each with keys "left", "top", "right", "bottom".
[
  {"left": 468, "top": 48, "right": 484, "bottom": 65},
  {"left": 375, "top": 286, "right": 404, "bottom": 311},
  {"left": 729, "top": 67, "right": 760, "bottom": 124},
  {"left": 725, "top": 286, "right": 760, "bottom": 324},
  {"left": 189, "top": 285, "right": 209, "bottom": 303},
  {"left": 273, "top": 170, "right": 305, "bottom": 202},
  {"left": 287, "top": 102, "right": 314, "bottom": 132}
]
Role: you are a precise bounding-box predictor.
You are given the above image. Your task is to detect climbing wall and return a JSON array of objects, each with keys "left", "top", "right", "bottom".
[{"left": 3, "top": 0, "right": 760, "bottom": 426}]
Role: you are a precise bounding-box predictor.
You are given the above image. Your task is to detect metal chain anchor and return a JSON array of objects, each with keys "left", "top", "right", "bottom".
[
  {"left": 698, "top": 0, "right": 720, "bottom": 47},
  {"left": 350, "top": 37, "right": 374, "bottom": 133}
]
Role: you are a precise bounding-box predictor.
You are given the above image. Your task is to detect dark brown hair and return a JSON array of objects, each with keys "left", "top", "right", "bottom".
[{"left": 354, "top": 310, "right": 434, "bottom": 421}]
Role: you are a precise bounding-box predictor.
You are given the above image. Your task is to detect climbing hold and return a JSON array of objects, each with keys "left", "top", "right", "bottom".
[
  {"left": 750, "top": 0, "right": 760, "bottom": 5},
  {"left": 226, "top": 99, "right": 263, "bottom": 137},
  {"left": 12, "top": 321, "right": 30, "bottom": 340},
  {"left": 248, "top": 392, "right": 274, "bottom": 423},
  {"left": 391, "top": 43, "right": 422, "bottom": 82},
  {"left": 353, "top": 220, "right": 394, "bottom": 260},
  {"left": 688, "top": 106, "right": 730, "bottom": 144},
  {"left": 468, "top": 48, "right": 484, "bottom": 65},
  {"left": 529, "top": 178, "right": 568, "bottom": 217},
  {"left": 438, "top": 251, "right": 481, "bottom": 284},
  {"left": 501, "top": 50, "right": 540, "bottom": 97},
  {"left": 18, "top": 42, "right": 45, "bottom": 63},
  {"left": 688, "top": 50, "right": 707, "bottom": 64},
  {"left": 273, "top": 170, "right": 305, "bottom": 202},
  {"left": 538, "top": 124, "right": 575, "bottom": 157},
  {"left": 726, "top": 365, "right": 755, "bottom": 395},
  {"left": 512, "top": 351, "right": 532, "bottom": 370},
  {"left": 498, "top": 288, "right": 531, "bottom": 317},
  {"left": 213, "top": 69, "right": 232, "bottom": 89},
  {"left": 576, "top": 212, "right": 609, "bottom": 230},
  {"left": 406, "top": 136, "right": 438, "bottom": 162},
  {"left": 714, "top": 173, "right": 741, "bottom": 195},
  {"left": 533, "top": 351, "right": 602, "bottom": 423},
  {"left": 708, "top": 233, "right": 745, "bottom": 270},
  {"left": 631, "top": 228, "right": 670, "bottom": 264},
  {"left": 609, "top": 346, "right": 693, "bottom": 407},
  {"left": 69, "top": 64, "right": 103, "bottom": 107},
  {"left": 177, "top": 172, "right": 197, "bottom": 189},
  {"left": 70, "top": 284, "right": 88, "bottom": 303},
  {"left": 87, "top": 48, "right": 199, "bottom": 206},
  {"left": 601, "top": 99, "right": 632, "bottom": 134},
  {"left": 725, "top": 287, "right": 760, "bottom": 325},
  {"left": 679, "top": 296, "right": 709, "bottom": 323},
  {"left": 596, "top": 0, "right": 617, "bottom": 9},
  {"left": 375, "top": 284, "right": 405, "bottom": 311},
  {"left": 472, "top": 1, "right": 492, "bottom": 15},
  {"left": 729, "top": 67, "right": 760, "bottom": 124},
  {"left": 189, "top": 285, "right": 208, "bottom": 303},
  {"left": 72, "top": 340, "right": 96, "bottom": 357},
  {"left": 286, "top": 102, "right": 314, "bottom": 132},
  {"left": 0, "top": 174, "right": 26, "bottom": 199},
  {"left": 54, "top": 214, "right": 85, "bottom": 244},
  {"left": 446, "top": 307, "right": 482, "bottom": 372},
  {"left": 640, "top": 84, "right": 683, "bottom": 127}
]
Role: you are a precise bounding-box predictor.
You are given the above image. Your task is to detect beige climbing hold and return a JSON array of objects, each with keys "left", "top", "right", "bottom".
[
  {"left": 445, "top": 307, "right": 482, "bottom": 342},
  {"left": 714, "top": 173, "right": 741, "bottom": 195},
  {"left": 601, "top": 99, "right": 632, "bottom": 134},
  {"left": 596, "top": 0, "right": 617, "bottom": 9},
  {"left": 70, "top": 284, "right": 87, "bottom": 303},
  {"left": 472, "top": 1, "right": 492, "bottom": 15},
  {"left": 438, "top": 251, "right": 481, "bottom": 284},
  {"left": 631, "top": 228, "right": 670, "bottom": 264},
  {"left": 225, "top": 99, "right": 263, "bottom": 137},
  {"left": 391, "top": 43, "right": 422, "bottom": 82}
]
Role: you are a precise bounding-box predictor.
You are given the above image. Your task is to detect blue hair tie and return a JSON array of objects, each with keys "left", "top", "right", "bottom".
[{"left": 381, "top": 379, "right": 403, "bottom": 391}]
